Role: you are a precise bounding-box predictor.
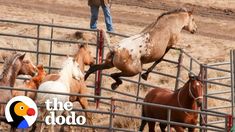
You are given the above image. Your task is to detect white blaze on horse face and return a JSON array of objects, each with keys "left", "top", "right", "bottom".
[
  {"left": 115, "top": 33, "right": 151, "bottom": 61},
  {"left": 196, "top": 82, "right": 200, "bottom": 86}
]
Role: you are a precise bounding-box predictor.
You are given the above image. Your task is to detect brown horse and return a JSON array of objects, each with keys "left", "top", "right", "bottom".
[
  {"left": 12, "top": 64, "right": 47, "bottom": 100},
  {"left": 84, "top": 8, "right": 197, "bottom": 90},
  {"left": 41, "top": 43, "right": 95, "bottom": 128},
  {"left": 139, "top": 75, "right": 204, "bottom": 132},
  {"left": 0, "top": 53, "right": 26, "bottom": 122},
  {"left": 2, "top": 53, "right": 37, "bottom": 77}
]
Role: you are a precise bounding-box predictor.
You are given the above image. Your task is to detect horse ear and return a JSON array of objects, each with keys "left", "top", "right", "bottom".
[
  {"left": 19, "top": 53, "right": 26, "bottom": 60},
  {"left": 79, "top": 42, "right": 88, "bottom": 49},
  {"left": 188, "top": 73, "right": 197, "bottom": 80},
  {"left": 188, "top": 8, "right": 194, "bottom": 16},
  {"left": 75, "top": 31, "right": 83, "bottom": 39},
  {"left": 1, "top": 53, "right": 8, "bottom": 61}
]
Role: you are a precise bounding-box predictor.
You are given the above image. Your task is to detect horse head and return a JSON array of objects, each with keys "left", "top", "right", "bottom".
[
  {"left": 76, "top": 43, "right": 95, "bottom": 66},
  {"left": 183, "top": 9, "right": 197, "bottom": 34},
  {"left": 188, "top": 74, "right": 204, "bottom": 107},
  {"left": 18, "top": 59, "right": 37, "bottom": 77}
]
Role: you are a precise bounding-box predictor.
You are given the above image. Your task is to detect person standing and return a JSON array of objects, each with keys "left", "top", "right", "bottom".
[{"left": 88, "top": 0, "right": 114, "bottom": 32}]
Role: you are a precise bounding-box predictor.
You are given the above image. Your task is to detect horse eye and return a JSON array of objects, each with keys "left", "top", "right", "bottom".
[{"left": 20, "top": 106, "right": 24, "bottom": 110}]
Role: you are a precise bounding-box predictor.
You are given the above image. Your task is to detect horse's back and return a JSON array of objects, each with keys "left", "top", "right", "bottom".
[
  {"left": 37, "top": 81, "right": 69, "bottom": 104},
  {"left": 143, "top": 87, "right": 176, "bottom": 119},
  {"left": 42, "top": 74, "right": 60, "bottom": 83},
  {"left": 144, "top": 87, "right": 175, "bottom": 108}
]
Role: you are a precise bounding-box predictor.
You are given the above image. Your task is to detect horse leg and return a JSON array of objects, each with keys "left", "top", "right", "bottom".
[
  {"left": 148, "top": 121, "right": 156, "bottom": 132},
  {"left": 30, "top": 123, "right": 37, "bottom": 132},
  {"left": 159, "top": 123, "right": 166, "bottom": 132},
  {"left": 84, "top": 62, "right": 113, "bottom": 80},
  {"left": 85, "top": 52, "right": 114, "bottom": 80},
  {"left": 50, "top": 125, "right": 54, "bottom": 132},
  {"left": 139, "top": 120, "right": 147, "bottom": 131},
  {"left": 78, "top": 97, "right": 92, "bottom": 122},
  {"left": 141, "top": 48, "right": 170, "bottom": 80},
  {"left": 188, "top": 127, "right": 195, "bottom": 132},
  {"left": 39, "top": 109, "right": 47, "bottom": 132},
  {"left": 174, "top": 126, "right": 185, "bottom": 132},
  {"left": 78, "top": 98, "right": 97, "bottom": 132},
  {"left": 10, "top": 127, "right": 16, "bottom": 132},
  {"left": 110, "top": 72, "right": 123, "bottom": 90}
]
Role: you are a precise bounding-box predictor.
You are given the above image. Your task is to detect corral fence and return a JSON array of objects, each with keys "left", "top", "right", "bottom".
[{"left": 0, "top": 19, "right": 234, "bottom": 132}]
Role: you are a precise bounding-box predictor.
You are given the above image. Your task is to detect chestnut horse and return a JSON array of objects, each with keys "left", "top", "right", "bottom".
[
  {"left": 0, "top": 53, "right": 37, "bottom": 131},
  {"left": 12, "top": 64, "right": 47, "bottom": 100},
  {"left": 41, "top": 43, "right": 95, "bottom": 129},
  {"left": 85, "top": 8, "right": 197, "bottom": 90},
  {"left": 139, "top": 75, "right": 204, "bottom": 132}
]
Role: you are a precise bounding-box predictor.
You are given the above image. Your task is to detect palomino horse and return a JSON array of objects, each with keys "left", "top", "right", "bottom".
[
  {"left": 139, "top": 75, "right": 204, "bottom": 132},
  {"left": 85, "top": 8, "right": 197, "bottom": 90},
  {"left": 42, "top": 43, "right": 95, "bottom": 129},
  {"left": 12, "top": 64, "right": 47, "bottom": 100},
  {"left": 0, "top": 53, "right": 37, "bottom": 131},
  {"left": 37, "top": 57, "right": 84, "bottom": 132}
]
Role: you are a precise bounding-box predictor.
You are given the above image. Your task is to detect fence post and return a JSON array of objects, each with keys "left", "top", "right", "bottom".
[
  {"left": 231, "top": 50, "right": 235, "bottom": 126},
  {"left": 48, "top": 19, "right": 54, "bottom": 73},
  {"left": 200, "top": 64, "right": 207, "bottom": 132},
  {"left": 36, "top": 25, "right": 40, "bottom": 65},
  {"left": 227, "top": 115, "right": 233, "bottom": 132},
  {"left": 136, "top": 73, "right": 142, "bottom": 102},
  {"left": 175, "top": 49, "right": 183, "bottom": 90},
  {"left": 167, "top": 109, "right": 171, "bottom": 132},
  {"left": 109, "top": 98, "right": 115, "bottom": 132},
  {"left": 95, "top": 29, "right": 104, "bottom": 109}
]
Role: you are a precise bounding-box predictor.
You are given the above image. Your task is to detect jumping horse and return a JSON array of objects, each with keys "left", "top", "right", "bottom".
[
  {"left": 139, "top": 74, "right": 204, "bottom": 132},
  {"left": 84, "top": 8, "right": 197, "bottom": 90}
]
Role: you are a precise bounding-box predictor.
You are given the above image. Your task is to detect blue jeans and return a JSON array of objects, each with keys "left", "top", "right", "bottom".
[{"left": 90, "top": 5, "right": 114, "bottom": 31}]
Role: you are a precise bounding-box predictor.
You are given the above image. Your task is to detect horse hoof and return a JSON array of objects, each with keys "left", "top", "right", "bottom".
[
  {"left": 141, "top": 73, "right": 149, "bottom": 80},
  {"left": 111, "top": 83, "right": 119, "bottom": 90}
]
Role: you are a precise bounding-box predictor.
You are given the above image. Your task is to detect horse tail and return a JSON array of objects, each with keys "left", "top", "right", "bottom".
[
  {"left": 101, "top": 29, "right": 114, "bottom": 53},
  {"left": 139, "top": 105, "right": 147, "bottom": 131}
]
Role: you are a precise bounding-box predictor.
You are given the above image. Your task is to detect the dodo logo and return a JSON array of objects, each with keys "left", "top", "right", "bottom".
[{"left": 5, "top": 96, "right": 38, "bottom": 129}]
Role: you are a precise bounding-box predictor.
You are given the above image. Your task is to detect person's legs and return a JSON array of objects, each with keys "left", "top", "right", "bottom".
[
  {"left": 101, "top": 5, "right": 114, "bottom": 31},
  {"left": 90, "top": 5, "right": 99, "bottom": 30}
]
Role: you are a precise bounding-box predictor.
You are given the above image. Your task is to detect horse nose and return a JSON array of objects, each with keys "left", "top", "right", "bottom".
[
  {"left": 32, "top": 69, "right": 38, "bottom": 76},
  {"left": 197, "top": 100, "right": 202, "bottom": 107},
  {"left": 191, "top": 29, "right": 196, "bottom": 34}
]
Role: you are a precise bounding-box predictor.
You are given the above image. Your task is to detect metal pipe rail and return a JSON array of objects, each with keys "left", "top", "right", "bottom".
[
  {"left": 0, "top": 86, "right": 229, "bottom": 132},
  {"left": 0, "top": 19, "right": 96, "bottom": 32},
  {"left": 0, "top": 86, "right": 228, "bottom": 118}
]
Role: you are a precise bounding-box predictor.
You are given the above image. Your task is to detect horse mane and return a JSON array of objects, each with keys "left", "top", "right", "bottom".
[
  {"left": 142, "top": 7, "right": 188, "bottom": 33},
  {"left": 0, "top": 53, "right": 21, "bottom": 79},
  {"left": 175, "top": 79, "right": 190, "bottom": 92}
]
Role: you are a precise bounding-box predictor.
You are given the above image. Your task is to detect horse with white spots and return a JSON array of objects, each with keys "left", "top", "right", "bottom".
[{"left": 84, "top": 8, "right": 198, "bottom": 90}]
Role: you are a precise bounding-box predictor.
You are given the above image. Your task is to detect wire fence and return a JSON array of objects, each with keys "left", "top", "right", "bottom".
[{"left": 0, "top": 19, "right": 234, "bottom": 131}]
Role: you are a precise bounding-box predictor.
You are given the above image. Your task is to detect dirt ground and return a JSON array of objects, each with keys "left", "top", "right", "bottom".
[{"left": 0, "top": 0, "right": 235, "bottom": 131}]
